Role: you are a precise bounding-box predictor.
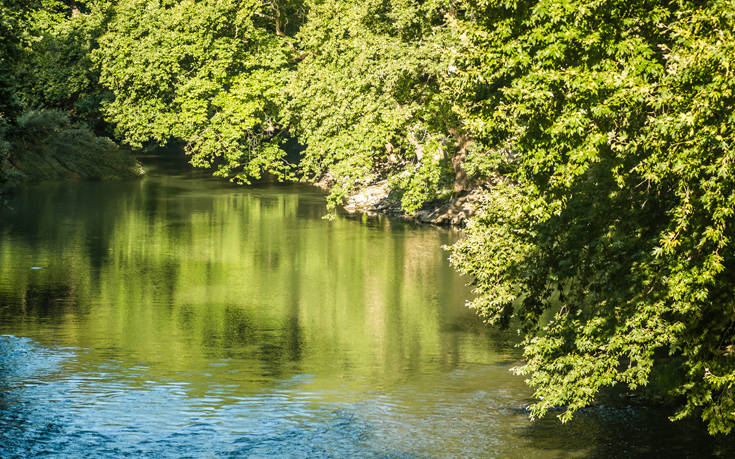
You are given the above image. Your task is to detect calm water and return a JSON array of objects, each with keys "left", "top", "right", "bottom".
[{"left": 0, "top": 156, "right": 733, "bottom": 457}]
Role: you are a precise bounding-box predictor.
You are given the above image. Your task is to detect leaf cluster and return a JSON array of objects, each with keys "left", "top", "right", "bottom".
[{"left": 449, "top": 0, "right": 735, "bottom": 433}]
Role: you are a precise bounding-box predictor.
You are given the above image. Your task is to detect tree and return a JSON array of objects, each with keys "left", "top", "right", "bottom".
[
  {"left": 12, "top": 1, "right": 114, "bottom": 131},
  {"left": 285, "top": 0, "right": 465, "bottom": 212},
  {"left": 0, "top": 0, "right": 35, "bottom": 121},
  {"left": 94, "top": 0, "right": 297, "bottom": 183},
  {"left": 1, "top": 0, "right": 142, "bottom": 189},
  {"left": 449, "top": 0, "right": 735, "bottom": 434}
]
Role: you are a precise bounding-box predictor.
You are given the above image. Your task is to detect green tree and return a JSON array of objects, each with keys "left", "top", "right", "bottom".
[
  {"left": 0, "top": 0, "right": 35, "bottom": 121},
  {"left": 13, "top": 1, "right": 114, "bottom": 131},
  {"left": 94, "top": 0, "right": 297, "bottom": 183},
  {"left": 286, "top": 0, "right": 465, "bottom": 212},
  {"left": 450, "top": 0, "right": 735, "bottom": 434},
  {"left": 1, "top": 0, "right": 142, "bottom": 190}
]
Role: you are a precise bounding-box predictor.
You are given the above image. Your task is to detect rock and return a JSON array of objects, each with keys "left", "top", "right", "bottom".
[{"left": 341, "top": 181, "right": 485, "bottom": 227}]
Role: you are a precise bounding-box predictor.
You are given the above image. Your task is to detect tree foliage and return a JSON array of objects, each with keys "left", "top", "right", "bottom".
[
  {"left": 0, "top": 0, "right": 35, "bottom": 121},
  {"left": 449, "top": 0, "right": 735, "bottom": 434},
  {"left": 13, "top": 1, "right": 113, "bottom": 130},
  {"left": 94, "top": 0, "right": 297, "bottom": 182},
  {"left": 0, "top": 0, "right": 141, "bottom": 191},
  {"left": 285, "top": 0, "right": 461, "bottom": 210}
]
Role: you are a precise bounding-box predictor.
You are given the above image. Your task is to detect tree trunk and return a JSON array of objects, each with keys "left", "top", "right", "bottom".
[{"left": 448, "top": 128, "right": 470, "bottom": 193}]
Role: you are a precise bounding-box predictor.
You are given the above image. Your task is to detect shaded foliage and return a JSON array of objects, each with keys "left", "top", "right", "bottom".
[
  {"left": 13, "top": 1, "right": 114, "bottom": 131},
  {"left": 0, "top": 0, "right": 141, "bottom": 193}
]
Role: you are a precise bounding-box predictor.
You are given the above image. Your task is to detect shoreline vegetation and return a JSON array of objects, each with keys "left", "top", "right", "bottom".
[
  {"left": 1, "top": 110, "right": 143, "bottom": 196},
  {"left": 2, "top": 0, "right": 735, "bottom": 435}
]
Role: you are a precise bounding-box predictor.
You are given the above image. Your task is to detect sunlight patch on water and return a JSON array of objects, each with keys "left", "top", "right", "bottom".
[
  {"left": 0, "top": 336, "right": 535, "bottom": 457},
  {"left": 0, "top": 336, "right": 408, "bottom": 457}
]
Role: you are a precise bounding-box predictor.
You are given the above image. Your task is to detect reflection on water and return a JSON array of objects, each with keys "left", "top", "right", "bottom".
[{"left": 0, "top": 156, "right": 733, "bottom": 457}]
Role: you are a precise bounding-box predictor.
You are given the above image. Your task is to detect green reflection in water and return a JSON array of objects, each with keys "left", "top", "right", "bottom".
[
  {"left": 4, "top": 159, "right": 732, "bottom": 457},
  {"left": 0, "top": 161, "right": 511, "bottom": 402}
]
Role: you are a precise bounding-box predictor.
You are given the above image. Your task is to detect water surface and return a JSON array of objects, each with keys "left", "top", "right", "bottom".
[{"left": 0, "top": 156, "right": 732, "bottom": 457}]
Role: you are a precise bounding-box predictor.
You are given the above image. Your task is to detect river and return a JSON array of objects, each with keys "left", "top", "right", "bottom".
[{"left": 0, "top": 155, "right": 732, "bottom": 457}]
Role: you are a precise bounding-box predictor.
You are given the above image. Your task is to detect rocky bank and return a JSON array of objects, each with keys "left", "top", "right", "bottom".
[{"left": 339, "top": 180, "right": 484, "bottom": 226}]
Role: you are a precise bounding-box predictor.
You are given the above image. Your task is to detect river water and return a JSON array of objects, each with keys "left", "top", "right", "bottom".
[{"left": 0, "top": 156, "right": 733, "bottom": 457}]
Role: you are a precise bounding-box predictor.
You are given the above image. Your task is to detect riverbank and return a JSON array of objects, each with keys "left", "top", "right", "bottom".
[
  {"left": 2, "top": 142, "right": 143, "bottom": 184},
  {"left": 316, "top": 179, "right": 485, "bottom": 227},
  {"left": 0, "top": 111, "right": 144, "bottom": 197}
]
